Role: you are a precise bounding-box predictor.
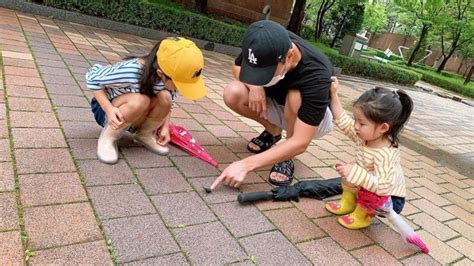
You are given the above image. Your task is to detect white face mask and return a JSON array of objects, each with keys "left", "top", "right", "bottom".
[{"left": 264, "top": 64, "right": 287, "bottom": 87}]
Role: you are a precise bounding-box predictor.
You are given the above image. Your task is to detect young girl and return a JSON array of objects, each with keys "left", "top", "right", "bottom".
[
  {"left": 86, "top": 37, "right": 206, "bottom": 164},
  {"left": 325, "top": 77, "right": 413, "bottom": 229}
]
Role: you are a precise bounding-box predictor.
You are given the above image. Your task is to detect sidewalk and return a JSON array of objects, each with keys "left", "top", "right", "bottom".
[{"left": 1, "top": 8, "right": 473, "bottom": 265}]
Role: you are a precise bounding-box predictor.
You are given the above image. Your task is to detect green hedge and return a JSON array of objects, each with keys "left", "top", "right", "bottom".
[
  {"left": 41, "top": 0, "right": 245, "bottom": 47},
  {"left": 411, "top": 68, "right": 474, "bottom": 98}
]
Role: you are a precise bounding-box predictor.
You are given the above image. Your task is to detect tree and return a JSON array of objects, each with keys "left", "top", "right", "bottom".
[
  {"left": 327, "top": 3, "right": 365, "bottom": 47},
  {"left": 394, "top": 0, "right": 446, "bottom": 67},
  {"left": 362, "top": 3, "right": 388, "bottom": 37},
  {"left": 288, "top": 0, "right": 307, "bottom": 34},
  {"left": 314, "top": 0, "right": 337, "bottom": 40},
  {"left": 435, "top": 0, "right": 473, "bottom": 73}
]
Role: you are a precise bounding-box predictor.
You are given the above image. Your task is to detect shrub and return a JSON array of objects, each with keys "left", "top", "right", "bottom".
[
  {"left": 41, "top": 0, "right": 246, "bottom": 47},
  {"left": 411, "top": 68, "right": 474, "bottom": 97},
  {"left": 300, "top": 25, "right": 316, "bottom": 41}
]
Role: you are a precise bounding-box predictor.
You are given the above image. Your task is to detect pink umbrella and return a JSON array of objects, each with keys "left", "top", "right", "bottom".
[{"left": 166, "top": 124, "right": 218, "bottom": 167}]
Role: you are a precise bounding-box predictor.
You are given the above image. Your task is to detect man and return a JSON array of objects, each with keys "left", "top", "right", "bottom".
[{"left": 211, "top": 20, "right": 333, "bottom": 189}]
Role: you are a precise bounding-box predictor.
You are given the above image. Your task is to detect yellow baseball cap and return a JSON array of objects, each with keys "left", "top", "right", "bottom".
[{"left": 157, "top": 37, "right": 206, "bottom": 100}]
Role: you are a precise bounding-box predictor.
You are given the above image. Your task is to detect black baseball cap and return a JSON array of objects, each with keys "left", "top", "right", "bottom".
[{"left": 239, "top": 20, "right": 292, "bottom": 86}]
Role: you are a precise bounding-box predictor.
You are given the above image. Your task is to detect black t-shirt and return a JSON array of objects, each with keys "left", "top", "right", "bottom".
[{"left": 235, "top": 31, "right": 333, "bottom": 126}]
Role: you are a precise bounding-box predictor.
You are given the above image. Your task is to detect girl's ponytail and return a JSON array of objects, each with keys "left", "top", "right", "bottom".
[{"left": 388, "top": 89, "right": 413, "bottom": 145}]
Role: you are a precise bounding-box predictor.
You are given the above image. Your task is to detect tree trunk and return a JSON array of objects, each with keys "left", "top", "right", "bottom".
[
  {"left": 287, "top": 0, "right": 307, "bottom": 35},
  {"left": 457, "top": 58, "right": 466, "bottom": 74},
  {"left": 407, "top": 23, "right": 429, "bottom": 67},
  {"left": 315, "top": 0, "right": 326, "bottom": 40},
  {"left": 464, "top": 65, "right": 473, "bottom": 85},
  {"left": 330, "top": 19, "right": 345, "bottom": 48},
  {"left": 437, "top": 33, "right": 460, "bottom": 73},
  {"left": 195, "top": 0, "right": 207, "bottom": 14}
]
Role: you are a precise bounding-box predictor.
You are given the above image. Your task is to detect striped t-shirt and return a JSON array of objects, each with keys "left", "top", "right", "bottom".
[
  {"left": 335, "top": 111, "right": 406, "bottom": 197},
  {"left": 85, "top": 58, "right": 177, "bottom": 104}
]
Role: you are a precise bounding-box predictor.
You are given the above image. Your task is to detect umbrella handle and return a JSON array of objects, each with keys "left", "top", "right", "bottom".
[{"left": 237, "top": 191, "right": 274, "bottom": 203}]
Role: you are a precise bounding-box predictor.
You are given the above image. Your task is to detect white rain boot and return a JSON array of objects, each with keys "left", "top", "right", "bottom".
[
  {"left": 134, "top": 118, "right": 169, "bottom": 155},
  {"left": 97, "top": 124, "right": 128, "bottom": 164}
]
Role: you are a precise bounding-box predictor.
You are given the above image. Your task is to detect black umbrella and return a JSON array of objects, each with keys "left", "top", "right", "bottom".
[{"left": 237, "top": 177, "right": 342, "bottom": 203}]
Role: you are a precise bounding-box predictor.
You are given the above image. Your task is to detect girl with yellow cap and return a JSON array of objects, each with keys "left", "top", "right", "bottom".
[{"left": 86, "top": 37, "right": 206, "bottom": 164}]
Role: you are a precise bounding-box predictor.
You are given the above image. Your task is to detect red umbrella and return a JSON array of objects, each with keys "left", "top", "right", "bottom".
[{"left": 167, "top": 124, "right": 218, "bottom": 167}]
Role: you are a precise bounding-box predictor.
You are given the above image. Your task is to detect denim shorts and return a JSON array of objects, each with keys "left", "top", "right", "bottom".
[
  {"left": 90, "top": 97, "right": 107, "bottom": 127},
  {"left": 391, "top": 196, "right": 405, "bottom": 214}
]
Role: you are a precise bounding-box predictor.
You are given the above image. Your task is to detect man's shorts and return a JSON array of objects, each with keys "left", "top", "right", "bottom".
[{"left": 263, "top": 97, "right": 333, "bottom": 139}]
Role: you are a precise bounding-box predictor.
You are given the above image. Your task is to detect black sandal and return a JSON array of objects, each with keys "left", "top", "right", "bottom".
[
  {"left": 269, "top": 159, "right": 294, "bottom": 186},
  {"left": 247, "top": 130, "right": 282, "bottom": 154}
]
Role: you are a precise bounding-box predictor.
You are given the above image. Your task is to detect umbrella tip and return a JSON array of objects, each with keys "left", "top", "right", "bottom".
[{"left": 203, "top": 186, "right": 212, "bottom": 194}]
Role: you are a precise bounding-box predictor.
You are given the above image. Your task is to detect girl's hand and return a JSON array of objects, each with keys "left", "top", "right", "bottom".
[
  {"left": 157, "top": 124, "right": 170, "bottom": 145},
  {"left": 105, "top": 106, "right": 124, "bottom": 129},
  {"left": 330, "top": 76, "right": 339, "bottom": 96},
  {"left": 335, "top": 163, "right": 354, "bottom": 179}
]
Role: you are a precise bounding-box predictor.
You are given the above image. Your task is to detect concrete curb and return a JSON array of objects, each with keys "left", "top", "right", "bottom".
[{"left": 0, "top": 0, "right": 242, "bottom": 57}]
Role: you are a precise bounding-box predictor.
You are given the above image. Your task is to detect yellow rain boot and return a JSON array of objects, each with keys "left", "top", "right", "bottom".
[
  {"left": 325, "top": 183, "right": 357, "bottom": 215},
  {"left": 338, "top": 203, "right": 373, "bottom": 229}
]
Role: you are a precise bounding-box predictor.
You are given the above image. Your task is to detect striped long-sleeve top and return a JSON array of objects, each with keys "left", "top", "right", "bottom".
[
  {"left": 335, "top": 111, "right": 406, "bottom": 197},
  {"left": 85, "top": 58, "right": 177, "bottom": 105}
]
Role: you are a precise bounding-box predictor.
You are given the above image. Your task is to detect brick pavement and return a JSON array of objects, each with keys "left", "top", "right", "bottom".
[{"left": 0, "top": 8, "right": 473, "bottom": 264}]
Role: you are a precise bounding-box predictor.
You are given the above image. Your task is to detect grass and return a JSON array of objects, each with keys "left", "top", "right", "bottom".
[{"left": 409, "top": 67, "right": 474, "bottom": 98}]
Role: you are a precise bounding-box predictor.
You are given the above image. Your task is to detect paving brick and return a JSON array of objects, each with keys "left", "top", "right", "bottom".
[
  {"left": 42, "top": 74, "right": 77, "bottom": 85},
  {"left": 0, "top": 119, "right": 7, "bottom": 139},
  {"left": 15, "top": 148, "right": 75, "bottom": 174},
  {"left": 171, "top": 118, "right": 205, "bottom": 131},
  {"left": 445, "top": 219, "right": 474, "bottom": 242},
  {"left": 0, "top": 138, "right": 10, "bottom": 162},
  {"left": 453, "top": 258, "right": 474, "bottom": 266},
  {"left": 188, "top": 177, "right": 239, "bottom": 204},
  {"left": 30, "top": 240, "right": 112, "bottom": 265},
  {"left": 212, "top": 201, "right": 274, "bottom": 237},
  {"left": 171, "top": 156, "right": 220, "bottom": 178},
  {"left": 410, "top": 198, "right": 455, "bottom": 222},
  {"left": 10, "top": 111, "right": 59, "bottom": 128},
  {"left": 151, "top": 192, "right": 215, "bottom": 227},
  {"left": 0, "top": 162, "right": 15, "bottom": 191},
  {"left": 68, "top": 138, "right": 97, "bottom": 159},
  {"left": 124, "top": 253, "right": 188, "bottom": 265},
  {"left": 444, "top": 205, "right": 474, "bottom": 226},
  {"left": 239, "top": 183, "right": 293, "bottom": 210},
  {"left": 225, "top": 121, "right": 255, "bottom": 132},
  {"left": 0, "top": 193, "right": 18, "bottom": 230},
  {"left": 78, "top": 159, "right": 134, "bottom": 186},
  {"left": 442, "top": 193, "right": 474, "bottom": 212},
  {"left": 88, "top": 184, "right": 155, "bottom": 219},
  {"left": 293, "top": 197, "right": 330, "bottom": 218},
  {"left": 103, "top": 215, "right": 179, "bottom": 263},
  {"left": 136, "top": 167, "right": 191, "bottom": 194},
  {"left": 441, "top": 183, "right": 473, "bottom": 199},
  {"left": 312, "top": 167, "right": 340, "bottom": 179},
  {"left": 411, "top": 177, "right": 448, "bottom": 194},
  {"left": 203, "top": 145, "right": 239, "bottom": 164},
  {"left": 297, "top": 237, "right": 358, "bottom": 265},
  {"left": 266, "top": 207, "right": 325, "bottom": 243},
  {"left": 46, "top": 83, "right": 84, "bottom": 96},
  {"left": 295, "top": 152, "right": 327, "bottom": 168},
  {"left": 205, "top": 124, "right": 239, "bottom": 138},
  {"left": 7, "top": 86, "right": 48, "bottom": 99},
  {"left": 415, "top": 230, "right": 462, "bottom": 264},
  {"left": 24, "top": 203, "right": 101, "bottom": 249},
  {"left": 351, "top": 245, "right": 401, "bottom": 266},
  {"left": 12, "top": 128, "right": 67, "bottom": 148},
  {"left": 362, "top": 222, "right": 419, "bottom": 258},
  {"left": 174, "top": 222, "right": 246, "bottom": 265},
  {"left": 121, "top": 147, "right": 173, "bottom": 168},
  {"left": 6, "top": 75, "right": 43, "bottom": 87},
  {"left": 170, "top": 108, "right": 191, "bottom": 119},
  {"left": 0, "top": 231, "right": 24, "bottom": 265},
  {"left": 57, "top": 107, "right": 93, "bottom": 121},
  {"left": 411, "top": 187, "right": 451, "bottom": 206},
  {"left": 190, "top": 131, "right": 223, "bottom": 146},
  {"left": 190, "top": 113, "right": 222, "bottom": 125},
  {"left": 8, "top": 97, "right": 51, "bottom": 112},
  {"left": 62, "top": 121, "right": 101, "bottom": 138},
  {"left": 447, "top": 237, "right": 474, "bottom": 260},
  {"left": 315, "top": 216, "right": 374, "bottom": 250},
  {"left": 438, "top": 173, "right": 469, "bottom": 189},
  {"left": 401, "top": 253, "right": 441, "bottom": 266},
  {"left": 50, "top": 94, "right": 90, "bottom": 107},
  {"left": 20, "top": 173, "right": 87, "bottom": 206}
]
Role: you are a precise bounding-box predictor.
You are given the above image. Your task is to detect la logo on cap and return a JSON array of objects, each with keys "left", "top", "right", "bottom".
[{"left": 248, "top": 48, "right": 257, "bottom": 65}]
